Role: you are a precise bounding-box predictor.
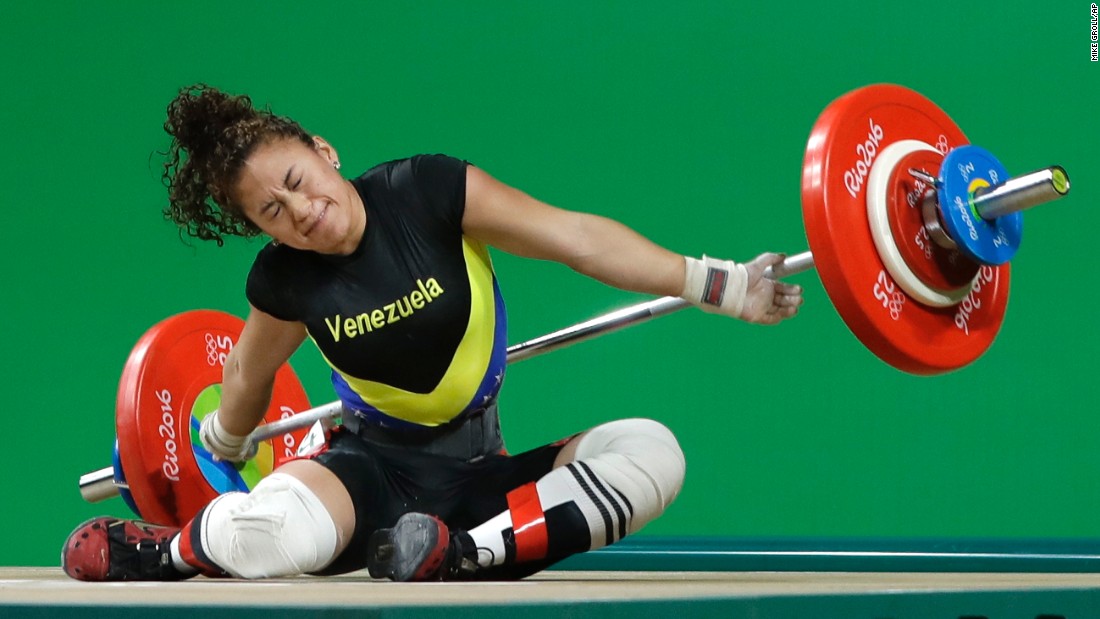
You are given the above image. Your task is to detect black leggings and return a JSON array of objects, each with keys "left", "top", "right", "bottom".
[{"left": 310, "top": 427, "right": 566, "bottom": 577}]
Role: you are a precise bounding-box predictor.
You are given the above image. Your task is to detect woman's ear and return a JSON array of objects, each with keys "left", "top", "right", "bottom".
[{"left": 312, "top": 136, "right": 339, "bottom": 166}]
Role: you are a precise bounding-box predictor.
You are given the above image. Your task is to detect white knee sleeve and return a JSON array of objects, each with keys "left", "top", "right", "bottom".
[
  {"left": 571, "top": 418, "right": 686, "bottom": 534},
  {"left": 464, "top": 418, "right": 686, "bottom": 565},
  {"left": 198, "top": 473, "right": 339, "bottom": 579}
]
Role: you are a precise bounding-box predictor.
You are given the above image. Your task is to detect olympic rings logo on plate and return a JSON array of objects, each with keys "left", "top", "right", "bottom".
[
  {"left": 936, "top": 134, "right": 950, "bottom": 154},
  {"left": 873, "top": 271, "right": 907, "bottom": 321},
  {"left": 205, "top": 333, "right": 234, "bottom": 367},
  {"left": 887, "top": 291, "right": 905, "bottom": 321}
]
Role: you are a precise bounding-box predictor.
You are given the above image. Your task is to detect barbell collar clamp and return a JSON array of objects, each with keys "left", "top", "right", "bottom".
[{"left": 908, "top": 167, "right": 938, "bottom": 186}]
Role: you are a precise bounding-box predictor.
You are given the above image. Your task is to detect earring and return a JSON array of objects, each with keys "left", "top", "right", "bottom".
[{"left": 333, "top": 161, "right": 342, "bottom": 170}]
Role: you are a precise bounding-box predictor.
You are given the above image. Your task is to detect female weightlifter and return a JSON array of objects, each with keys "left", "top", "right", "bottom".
[{"left": 61, "top": 84, "right": 802, "bottom": 582}]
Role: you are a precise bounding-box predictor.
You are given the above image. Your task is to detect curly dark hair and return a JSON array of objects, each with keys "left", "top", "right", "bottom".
[{"left": 161, "top": 84, "right": 313, "bottom": 245}]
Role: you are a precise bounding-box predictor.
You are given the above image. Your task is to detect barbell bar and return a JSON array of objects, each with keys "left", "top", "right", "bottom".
[
  {"left": 78, "top": 253, "right": 812, "bottom": 504},
  {"left": 77, "top": 153, "right": 1064, "bottom": 503},
  {"left": 77, "top": 84, "right": 1072, "bottom": 529}
]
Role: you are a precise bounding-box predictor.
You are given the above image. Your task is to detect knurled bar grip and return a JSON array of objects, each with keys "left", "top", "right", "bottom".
[{"left": 78, "top": 251, "right": 814, "bottom": 503}]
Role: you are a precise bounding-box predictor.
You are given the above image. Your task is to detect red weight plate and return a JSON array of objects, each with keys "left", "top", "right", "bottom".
[
  {"left": 886, "top": 149, "right": 981, "bottom": 291},
  {"left": 115, "top": 310, "right": 312, "bottom": 526},
  {"left": 801, "top": 84, "right": 1010, "bottom": 374}
]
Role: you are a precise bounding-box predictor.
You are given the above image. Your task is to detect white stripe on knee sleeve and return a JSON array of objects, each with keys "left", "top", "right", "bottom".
[
  {"left": 570, "top": 418, "right": 686, "bottom": 536},
  {"left": 198, "top": 473, "right": 339, "bottom": 579},
  {"left": 465, "top": 419, "right": 686, "bottom": 565}
]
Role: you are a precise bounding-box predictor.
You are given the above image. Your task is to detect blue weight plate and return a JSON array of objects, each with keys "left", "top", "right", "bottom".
[
  {"left": 112, "top": 438, "right": 142, "bottom": 519},
  {"left": 936, "top": 145, "right": 1023, "bottom": 265}
]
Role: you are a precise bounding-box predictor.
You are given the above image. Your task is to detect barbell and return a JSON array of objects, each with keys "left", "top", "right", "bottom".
[{"left": 78, "top": 84, "right": 1070, "bottom": 527}]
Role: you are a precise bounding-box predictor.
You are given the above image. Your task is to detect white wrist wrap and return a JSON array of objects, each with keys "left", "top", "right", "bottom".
[
  {"left": 681, "top": 255, "right": 748, "bottom": 317},
  {"left": 200, "top": 410, "right": 253, "bottom": 460},
  {"left": 209, "top": 411, "right": 248, "bottom": 448}
]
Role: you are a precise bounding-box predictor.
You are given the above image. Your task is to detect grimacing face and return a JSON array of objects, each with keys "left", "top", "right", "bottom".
[{"left": 233, "top": 136, "right": 366, "bottom": 254}]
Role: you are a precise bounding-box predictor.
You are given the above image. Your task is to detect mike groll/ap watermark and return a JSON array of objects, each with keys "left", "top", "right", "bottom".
[{"left": 1092, "top": 3, "right": 1099, "bottom": 61}]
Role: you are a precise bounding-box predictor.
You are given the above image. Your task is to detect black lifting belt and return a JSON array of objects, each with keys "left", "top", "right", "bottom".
[{"left": 341, "top": 404, "right": 504, "bottom": 462}]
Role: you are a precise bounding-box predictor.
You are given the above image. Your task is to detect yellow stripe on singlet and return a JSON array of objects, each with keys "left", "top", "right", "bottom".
[{"left": 316, "top": 237, "right": 497, "bottom": 426}]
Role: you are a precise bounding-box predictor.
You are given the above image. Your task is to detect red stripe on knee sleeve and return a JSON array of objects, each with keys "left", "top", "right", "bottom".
[
  {"left": 178, "top": 512, "right": 226, "bottom": 577},
  {"left": 177, "top": 521, "right": 204, "bottom": 570},
  {"left": 506, "top": 482, "right": 548, "bottom": 563}
]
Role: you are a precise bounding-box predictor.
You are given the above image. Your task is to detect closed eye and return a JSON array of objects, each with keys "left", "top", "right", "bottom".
[{"left": 259, "top": 199, "right": 283, "bottom": 219}]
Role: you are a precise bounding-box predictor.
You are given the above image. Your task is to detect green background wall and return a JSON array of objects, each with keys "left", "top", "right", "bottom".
[{"left": 2, "top": 1, "right": 1097, "bottom": 567}]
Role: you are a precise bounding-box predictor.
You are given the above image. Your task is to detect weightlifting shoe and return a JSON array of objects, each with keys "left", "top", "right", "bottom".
[
  {"left": 367, "top": 512, "right": 479, "bottom": 581},
  {"left": 61, "top": 517, "right": 192, "bottom": 581}
]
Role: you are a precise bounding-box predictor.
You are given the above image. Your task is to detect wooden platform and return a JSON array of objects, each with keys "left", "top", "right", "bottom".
[
  {"left": 8, "top": 538, "right": 1100, "bottom": 617},
  {"left": 3, "top": 567, "right": 1100, "bottom": 618}
]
